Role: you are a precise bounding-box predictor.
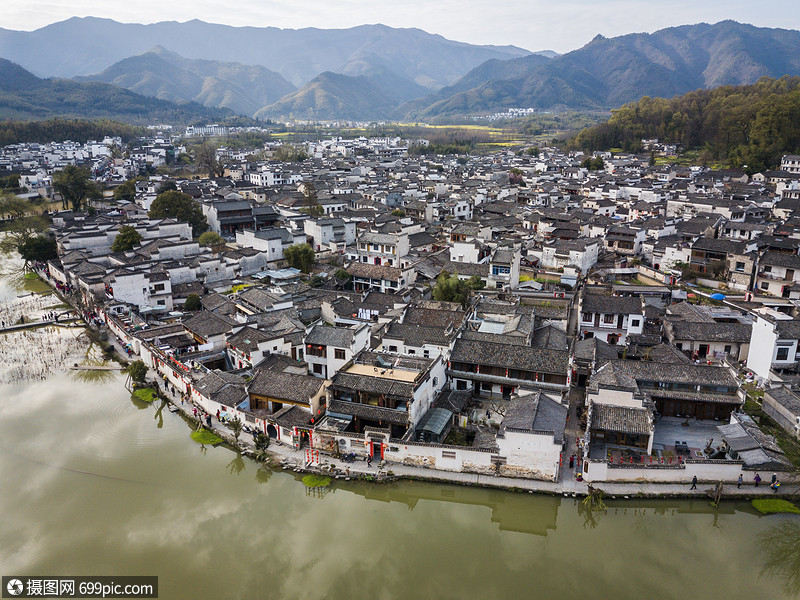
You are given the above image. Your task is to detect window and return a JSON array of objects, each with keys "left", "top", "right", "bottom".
[
  {"left": 777, "top": 346, "right": 790, "bottom": 361},
  {"left": 423, "top": 350, "right": 430, "bottom": 358},
  {"left": 441, "top": 451, "right": 456, "bottom": 459},
  {"left": 764, "top": 265, "right": 772, "bottom": 273},
  {"left": 408, "top": 349, "right": 416, "bottom": 355},
  {"left": 735, "top": 261, "right": 745, "bottom": 272},
  {"left": 630, "top": 319, "right": 640, "bottom": 327},
  {"left": 313, "top": 363, "right": 323, "bottom": 374},
  {"left": 456, "top": 380, "right": 467, "bottom": 390},
  {"left": 761, "top": 281, "right": 769, "bottom": 290},
  {"left": 582, "top": 312, "right": 592, "bottom": 322},
  {"left": 724, "top": 345, "right": 732, "bottom": 354},
  {"left": 334, "top": 349, "right": 346, "bottom": 360},
  {"left": 603, "top": 314, "right": 615, "bottom": 324},
  {"left": 675, "top": 342, "right": 683, "bottom": 350},
  {"left": 389, "top": 345, "right": 398, "bottom": 353}
]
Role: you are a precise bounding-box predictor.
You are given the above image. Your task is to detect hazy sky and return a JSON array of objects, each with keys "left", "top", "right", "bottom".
[{"left": 5, "top": 0, "right": 800, "bottom": 52}]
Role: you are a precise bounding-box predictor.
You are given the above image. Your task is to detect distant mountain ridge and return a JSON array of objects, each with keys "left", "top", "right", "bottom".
[
  {"left": 256, "top": 66, "right": 429, "bottom": 121},
  {"left": 0, "top": 17, "right": 530, "bottom": 90},
  {"left": 0, "top": 59, "right": 234, "bottom": 123},
  {"left": 405, "top": 20, "right": 800, "bottom": 119},
  {"left": 77, "top": 47, "right": 296, "bottom": 117}
]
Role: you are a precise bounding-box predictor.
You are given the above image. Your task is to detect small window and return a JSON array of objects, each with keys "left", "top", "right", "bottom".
[
  {"left": 313, "top": 363, "right": 323, "bottom": 374},
  {"left": 724, "top": 345, "right": 732, "bottom": 354},
  {"left": 389, "top": 345, "right": 398, "bottom": 352},
  {"left": 764, "top": 265, "right": 772, "bottom": 273},
  {"left": 456, "top": 380, "right": 467, "bottom": 390},
  {"left": 441, "top": 450, "right": 456, "bottom": 459},
  {"left": 603, "top": 314, "right": 614, "bottom": 324},
  {"left": 630, "top": 319, "right": 640, "bottom": 327},
  {"left": 408, "top": 349, "right": 416, "bottom": 355},
  {"left": 777, "top": 347, "right": 790, "bottom": 361},
  {"left": 334, "top": 349, "right": 346, "bottom": 360},
  {"left": 675, "top": 342, "right": 683, "bottom": 350},
  {"left": 735, "top": 261, "right": 745, "bottom": 272},
  {"left": 761, "top": 281, "right": 769, "bottom": 290}
]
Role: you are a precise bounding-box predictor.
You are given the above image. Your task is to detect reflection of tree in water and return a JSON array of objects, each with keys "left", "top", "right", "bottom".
[
  {"left": 759, "top": 521, "right": 800, "bottom": 595},
  {"left": 254, "top": 464, "right": 273, "bottom": 484},
  {"left": 577, "top": 502, "right": 605, "bottom": 529},
  {"left": 227, "top": 453, "right": 246, "bottom": 476}
]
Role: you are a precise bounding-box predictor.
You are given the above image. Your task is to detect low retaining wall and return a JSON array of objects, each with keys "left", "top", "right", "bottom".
[{"left": 583, "top": 459, "right": 745, "bottom": 483}]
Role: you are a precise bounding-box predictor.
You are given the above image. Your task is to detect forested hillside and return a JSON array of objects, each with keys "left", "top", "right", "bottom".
[
  {"left": 0, "top": 118, "right": 148, "bottom": 146},
  {"left": 565, "top": 77, "right": 800, "bottom": 172}
]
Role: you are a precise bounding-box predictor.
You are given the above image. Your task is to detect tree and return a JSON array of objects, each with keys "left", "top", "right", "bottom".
[
  {"left": 581, "top": 156, "right": 605, "bottom": 171},
  {"left": 157, "top": 180, "right": 177, "bottom": 194},
  {"left": 272, "top": 144, "right": 308, "bottom": 162},
  {"left": 128, "top": 360, "right": 148, "bottom": 384},
  {"left": 0, "top": 214, "right": 50, "bottom": 256},
  {"left": 113, "top": 178, "right": 140, "bottom": 202},
  {"left": 53, "top": 165, "right": 96, "bottom": 211},
  {"left": 184, "top": 294, "right": 202, "bottom": 311},
  {"left": 196, "top": 142, "right": 221, "bottom": 177},
  {"left": 18, "top": 235, "right": 57, "bottom": 263},
  {"left": 0, "top": 191, "right": 32, "bottom": 220},
  {"left": 198, "top": 231, "right": 224, "bottom": 247},
  {"left": 148, "top": 190, "right": 208, "bottom": 236},
  {"left": 284, "top": 243, "right": 315, "bottom": 273},
  {"left": 391, "top": 209, "right": 406, "bottom": 217},
  {"left": 432, "top": 272, "right": 473, "bottom": 308},
  {"left": 334, "top": 268, "right": 351, "bottom": 281},
  {"left": 111, "top": 225, "right": 142, "bottom": 252},
  {"left": 467, "top": 275, "right": 485, "bottom": 290},
  {"left": 228, "top": 416, "right": 244, "bottom": 443}
]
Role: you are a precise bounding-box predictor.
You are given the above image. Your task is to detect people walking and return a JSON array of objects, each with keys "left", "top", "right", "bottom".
[
  {"left": 754, "top": 473, "right": 761, "bottom": 487},
  {"left": 738, "top": 474, "right": 743, "bottom": 489},
  {"left": 690, "top": 475, "right": 698, "bottom": 490},
  {"left": 771, "top": 473, "right": 777, "bottom": 485},
  {"left": 569, "top": 454, "right": 575, "bottom": 469}
]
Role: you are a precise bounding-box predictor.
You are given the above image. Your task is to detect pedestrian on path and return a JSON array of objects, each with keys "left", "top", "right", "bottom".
[
  {"left": 738, "top": 474, "right": 743, "bottom": 489},
  {"left": 569, "top": 454, "right": 575, "bottom": 469},
  {"left": 755, "top": 473, "right": 761, "bottom": 487},
  {"left": 367, "top": 455, "right": 372, "bottom": 467},
  {"left": 690, "top": 475, "right": 698, "bottom": 490},
  {"left": 771, "top": 473, "right": 777, "bottom": 485}
]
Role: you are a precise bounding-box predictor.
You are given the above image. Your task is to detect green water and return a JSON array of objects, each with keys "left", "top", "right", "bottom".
[{"left": 0, "top": 371, "right": 798, "bottom": 599}]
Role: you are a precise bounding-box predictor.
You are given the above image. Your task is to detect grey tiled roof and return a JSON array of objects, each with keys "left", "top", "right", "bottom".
[
  {"left": 183, "top": 311, "right": 239, "bottom": 337},
  {"left": 591, "top": 404, "right": 653, "bottom": 435},
  {"left": 328, "top": 399, "right": 409, "bottom": 425},
  {"left": 765, "top": 386, "right": 800, "bottom": 416},
  {"left": 582, "top": 294, "right": 642, "bottom": 315},
  {"left": 305, "top": 323, "right": 357, "bottom": 348},
  {"left": 330, "top": 372, "right": 415, "bottom": 399},
  {"left": 451, "top": 338, "right": 569, "bottom": 375},
  {"left": 668, "top": 321, "right": 751, "bottom": 343},
  {"left": 248, "top": 370, "right": 324, "bottom": 405}
]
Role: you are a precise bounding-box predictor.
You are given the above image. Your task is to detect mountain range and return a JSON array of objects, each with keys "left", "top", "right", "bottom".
[
  {"left": 0, "top": 17, "right": 529, "bottom": 89},
  {"left": 76, "top": 47, "right": 296, "bottom": 117},
  {"left": 1, "top": 19, "right": 800, "bottom": 123},
  {"left": 0, "top": 58, "right": 233, "bottom": 123}
]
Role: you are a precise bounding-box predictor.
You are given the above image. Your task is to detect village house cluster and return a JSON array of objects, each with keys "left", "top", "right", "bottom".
[{"left": 25, "top": 132, "right": 800, "bottom": 484}]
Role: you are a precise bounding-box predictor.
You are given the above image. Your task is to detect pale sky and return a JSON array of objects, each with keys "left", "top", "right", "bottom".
[{"left": 5, "top": 0, "right": 800, "bottom": 53}]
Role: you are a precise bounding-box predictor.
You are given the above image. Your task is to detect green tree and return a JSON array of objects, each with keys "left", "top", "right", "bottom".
[
  {"left": 18, "top": 235, "right": 57, "bottom": 263},
  {"left": 128, "top": 360, "right": 149, "bottom": 384},
  {"left": 284, "top": 243, "right": 315, "bottom": 273},
  {"left": 228, "top": 416, "right": 244, "bottom": 443},
  {"left": 148, "top": 190, "right": 208, "bottom": 236},
  {"left": 334, "top": 268, "right": 351, "bottom": 281},
  {"left": 300, "top": 204, "right": 325, "bottom": 217},
  {"left": 111, "top": 225, "right": 142, "bottom": 252},
  {"left": 432, "top": 272, "right": 473, "bottom": 308},
  {"left": 467, "top": 275, "right": 485, "bottom": 290},
  {"left": 184, "top": 294, "right": 202, "bottom": 311},
  {"left": 157, "top": 180, "right": 177, "bottom": 194},
  {"left": 391, "top": 209, "right": 406, "bottom": 217},
  {"left": 0, "top": 214, "right": 50, "bottom": 256},
  {"left": 198, "top": 231, "right": 224, "bottom": 247},
  {"left": 53, "top": 165, "right": 96, "bottom": 211},
  {"left": 0, "top": 191, "right": 31, "bottom": 220},
  {"left": 113, "top": 178, "right": 141, "bottom": 202}
]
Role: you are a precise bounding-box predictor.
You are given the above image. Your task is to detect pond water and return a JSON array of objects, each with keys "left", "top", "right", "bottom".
[{"left": 0, "top": 261, "right": 798, "bottom": 599}]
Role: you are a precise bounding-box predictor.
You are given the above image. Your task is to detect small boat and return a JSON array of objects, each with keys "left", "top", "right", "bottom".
[{"left": 168, "top": 404, "right": 180, "bottom": 413}]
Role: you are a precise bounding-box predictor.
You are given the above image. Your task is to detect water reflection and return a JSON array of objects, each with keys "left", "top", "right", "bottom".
[{"left": 760, "top": 521, "right": 800, "bottom": 594}]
